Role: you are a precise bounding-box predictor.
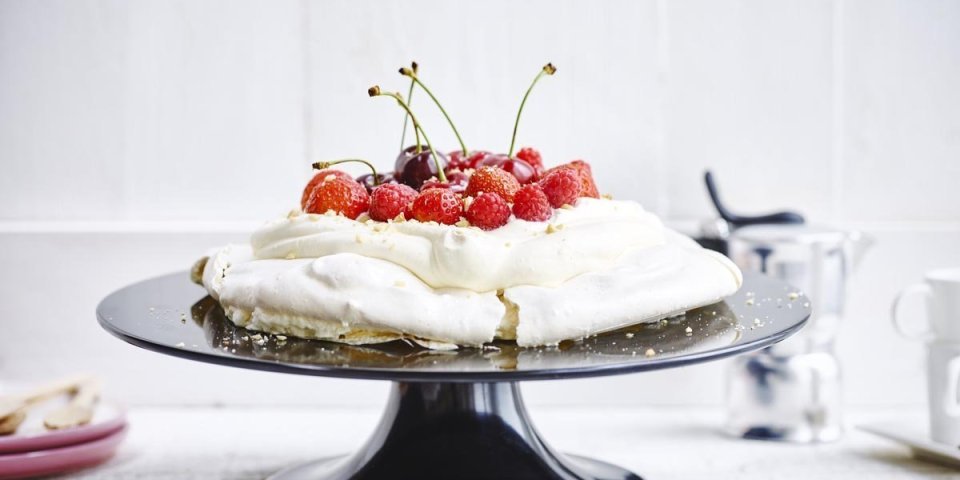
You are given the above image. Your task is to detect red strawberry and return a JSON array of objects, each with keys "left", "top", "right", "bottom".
[
  {"left": 545, "top": 160, "right": 599, "bottom": 199},
  {"left": 539, "top": 168, "right": 580, "bottom": 208},
  {"left": 465, "top": 166, "right": 521, "bottom": 203},
  {"left": 512, "top": 184, "right": 552, "bottom": 222},
  {"left": 466, "top": 192, "right": 511, "bottom": 230},
  {"left": 303, "top": 177, "right": 370, "bottom": 219},
  {"left": 409, "top": 188, "right": 463, "bottom": 225},
  {"left": 301, "top": 169, "right": 354, "bottom": 209},
  {"left": 369, "top": 183, "right": 418, "bottom": 221},
  {"left": 515, "top": 147, "right": 543, "bottom": 170}
]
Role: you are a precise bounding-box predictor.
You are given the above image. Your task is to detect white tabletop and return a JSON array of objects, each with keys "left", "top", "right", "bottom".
[{"left": 60, "top": 406, "right": 957, "bottom": 479}]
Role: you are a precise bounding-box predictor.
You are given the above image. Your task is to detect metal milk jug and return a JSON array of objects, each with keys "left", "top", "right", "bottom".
[{"left": 723, "top": 224, "right": 871, "bottom": 442}]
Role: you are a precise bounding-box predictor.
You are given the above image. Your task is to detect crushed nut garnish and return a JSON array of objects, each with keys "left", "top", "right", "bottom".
[
  {"left": 455, "top": 219, "right": 471, "bottom": 228},
  {"left": 645, "top": 348, "right": 656, "bottom": 357}
]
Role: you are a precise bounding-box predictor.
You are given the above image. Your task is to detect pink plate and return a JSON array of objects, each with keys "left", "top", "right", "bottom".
[
  {"left": 0, "top": 402, "right": 126, "bottom": 454},
  {"left": 0, "top": 424, "right": 127, "bottom": 479}
]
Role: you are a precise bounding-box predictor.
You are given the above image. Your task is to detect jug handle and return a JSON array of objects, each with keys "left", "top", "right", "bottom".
[
  {"left": 891, "top": 283, "right": 932, "bottom": 341},
  {"left": 946, "top": 356, "right": 960, "bottom": 417}
]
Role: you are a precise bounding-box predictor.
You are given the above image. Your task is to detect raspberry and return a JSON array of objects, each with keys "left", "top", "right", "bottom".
[
  {"left": 512, "top": 184, "right": 552, "bottom": 222},
  {"left": 301, "top": 169, "right": 354, "bottom": 209},
  {"left": 466, "top": 192, "right": 511, "bottom": 230},
  {"left": 515, "top": 147, "right": 543, "bottom": 170},
  {"left": 303, "top": 177, "right": 370, "bottom": 219},
  {"left": 465, "top": 166, "right": 521, "bottom": 203},
  {"left": 369, "top": 183, "right": 418, "bottom": 221},
  {"left": 410, "top": 188, "right": 463, "bottom": 225},
  {"left": 545, "top": 160, "right": 599, "bottom": 199},
  {"left": 539, "top": 168, "right": 580, "bottom": 208}
]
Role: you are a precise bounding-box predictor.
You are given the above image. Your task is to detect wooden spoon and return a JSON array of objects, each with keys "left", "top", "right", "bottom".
[
  {"left": 0, "top": 374, "right": 92, "bottom": 435},
  {"left": 0, "top": 410, "right": 26, "bottom": 436},
  {"left": 0, "top": 374, "right": 92, "bottom": 422},
  {"left": 43, "top": 378, "right": 102, "bottom": 430}
]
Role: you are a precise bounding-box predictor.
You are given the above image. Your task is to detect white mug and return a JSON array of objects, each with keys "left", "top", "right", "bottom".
[
  {"left": 891, "top": 268, "right": 960, "bottom": 341},
  {"left": 928, "top": 341, "right": 960, "bottom": 445}
]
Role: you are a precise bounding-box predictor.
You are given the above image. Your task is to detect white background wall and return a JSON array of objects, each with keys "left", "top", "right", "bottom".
[{"left": 1, "top": 0, "right": 958, "bottom": 408}]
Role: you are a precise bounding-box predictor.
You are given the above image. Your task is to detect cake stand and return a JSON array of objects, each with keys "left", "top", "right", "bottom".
[{"left": 97, "top": 271, "right": 809, "bottom": 479}]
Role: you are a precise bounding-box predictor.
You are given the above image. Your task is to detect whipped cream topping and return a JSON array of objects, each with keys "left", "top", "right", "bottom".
[{"left": 251, "top": 198, "right": 665, "bottom": 292}]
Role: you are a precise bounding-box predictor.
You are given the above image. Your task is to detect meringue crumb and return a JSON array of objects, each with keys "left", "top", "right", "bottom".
[
  {"left": 788, "top": 292, "right": 799, "bottom": 300},
  {"left": 745, "top": 298, "right": 755, "bottom": 306},
  {"left": 276, "top": 335, "right": 287, "bottom": 341},
  {"left": 560, "top": 204, "right": 574, "bottom": 210},
  {"left": 287, "top": 209, "right": 301, "bottom": 219},
  {"left": 324, "top": 209, "right": 336, "bottom": 216},
  {"left": 355, "top": 233, "right": 365, "bottom": 244},
  {"left": 601, "top": 193, "right": 614, "bottom": 200},
  {"left": 284, "top": 252, "right": 297, "bottom": 259},
  {"left": 625, "top": 332, "right": 635, "bottom": 339},
  {"left": 393, "top": 213, "right": 406, "bottom": 223},
  {"left": 455, "top": 219, "right": 471, "bottom": 228},
  {"left": 175, "top": 342, "right": 185, "bottom": 348},
  {"left": 504, "top": 241, "right": 512, "bottom": 248},
  {"left": 372, "top": 223, "right": 388, "bottom": 233},
  {"left": 753, "top": 318, "right": 762, "bottom": 325},
  {"left": 645, "top": 348, "right": 656, "bottom": 357},
  {"left": 685, "top": 326, "right": 693, "bottom": 336},
  {"left": 463, "top": 196, "right": 475, "bottom": 209},
  {"left": 323, "top": 174, "right": 337, "bottom": 182},
  {"left": 393, "top": 280, "right": 406, "bottom": 288},
  {"left": 356, "top": 213, "right": 371, "bottom": 223},
  {"left": 546, "top": 223, "right": 565, "bottom": 234}
]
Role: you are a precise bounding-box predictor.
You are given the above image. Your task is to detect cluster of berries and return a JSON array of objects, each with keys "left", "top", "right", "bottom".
[
  {"left": 300, "top": 149, "right": 599, "bottom": 230},
  {"left": 298, "top": 62, "right": 599, "bottom": 230}
]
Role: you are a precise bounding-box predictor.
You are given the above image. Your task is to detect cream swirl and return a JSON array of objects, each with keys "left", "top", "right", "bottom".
[{"left": 251, "top": 198, "right": 666, "bottom": 292}]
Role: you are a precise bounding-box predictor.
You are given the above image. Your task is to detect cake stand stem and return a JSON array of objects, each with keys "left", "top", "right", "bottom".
[{"left": 268, "top": 381, "right": 640, "bottom": 480}]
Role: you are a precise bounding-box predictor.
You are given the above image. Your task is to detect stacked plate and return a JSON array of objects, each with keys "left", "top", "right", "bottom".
[{"left": 0, "top": 401, "right": 126, "bottom": 479}]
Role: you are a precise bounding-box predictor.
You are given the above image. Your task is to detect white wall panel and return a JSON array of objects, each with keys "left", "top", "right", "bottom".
[
  {"left": 0, "top": 0, "right": 306, "bottom": 222},
  {"left": 841, "top": 0, "right": 960, "bottom": 222},
  {"left": 662, "top": 0, "right": 836, "bottom": 222}
]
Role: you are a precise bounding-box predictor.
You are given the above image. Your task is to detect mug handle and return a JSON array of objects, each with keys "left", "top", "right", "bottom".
[
  {"left": 946, "top": 356, "right": 960, "bottom": 417},
  {"left": 891, "top": 283, "right": 933, "bottom": 341}
]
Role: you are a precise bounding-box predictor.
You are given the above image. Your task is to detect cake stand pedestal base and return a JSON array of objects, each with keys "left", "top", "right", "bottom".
[{"left": 268, "top": 382, "right": 640, "bottom": 480}]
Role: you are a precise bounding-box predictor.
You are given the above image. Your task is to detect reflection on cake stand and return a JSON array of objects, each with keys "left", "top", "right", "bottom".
[{"left": 97, "top": 272, "right": 809, "bottom": 479}]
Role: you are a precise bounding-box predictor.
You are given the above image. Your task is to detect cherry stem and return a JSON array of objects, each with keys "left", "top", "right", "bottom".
[
  {"left": 312, "top": 159, "right": 380, "bottom": 186},
  {"left": 399, "top": 61, "right": 418, "bottom": 150},
  {"left": 369, "top": 86, "right": 447, "bottom": 183},
  {"left": 507, "top": 63, "right": 556, "bottom": 158},
  {"left": 400, "top": 67, "right": 468, "bottom": 156}
]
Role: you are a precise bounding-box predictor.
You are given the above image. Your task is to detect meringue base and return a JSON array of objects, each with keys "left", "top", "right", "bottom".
[{"left": 198, "top": 229, "right": 741, "bottom": 348}]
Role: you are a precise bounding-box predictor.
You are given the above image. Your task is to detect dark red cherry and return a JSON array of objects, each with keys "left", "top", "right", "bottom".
[
  {"left": 479, "top": 153, "right": 538, "bottom": 184},
  {"left": 422, "top": 170, "right": 469, "bottom": 194},
  {"left": 448, "top": 150, "right": 489, "bottom": 172},
  {"left": 356, "top": 172, "right": 396, "bottom": 194},
  {"left": 395, "top": 146, "right": 448, "bottom": 189}
]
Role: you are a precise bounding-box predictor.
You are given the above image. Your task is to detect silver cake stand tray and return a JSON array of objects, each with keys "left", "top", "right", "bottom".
[{"left": 97, "top": 271, "right": 809, "bottom": 479}]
